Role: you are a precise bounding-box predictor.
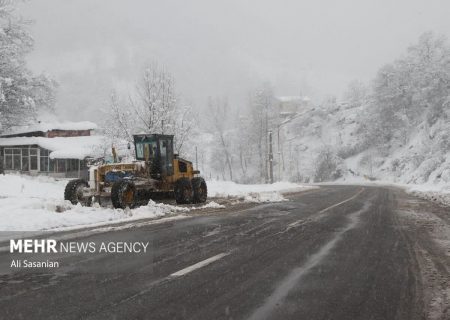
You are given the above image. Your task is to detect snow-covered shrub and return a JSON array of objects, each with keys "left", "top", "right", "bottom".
[
  {"left": 440, "top": 168, "right": 450, "bottom": 182},
  {"left": 337, "top": 144, "right": 364, "bottom": 159},
  {"left": 313, "top": 148, "right": 344, "bottom": 182},
  {"left": 411, "top": 153, "right": 426, "bottom": 169},
  {"left": 412, "top": 157, "right": 443, "bottom": 184},
  {"left": 391, "top": 159, "right": 401, "bottom": 172}
]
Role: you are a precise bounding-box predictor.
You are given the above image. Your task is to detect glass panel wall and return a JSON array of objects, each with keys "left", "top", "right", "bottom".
[
  {"left": 4, "top": 148, "right": 22, "bottom": 170},
  {"left": 22, "top": 148, "right": 29, "bottom": 171},
  {"left": 29, "top": 148, "right": 38, "bottom": 171},
  {"left": 2, "top": 146, "right": 82, "bottom": 174},
  {"left": 39, "top": 148, "right": 49, "bottom": 172}
]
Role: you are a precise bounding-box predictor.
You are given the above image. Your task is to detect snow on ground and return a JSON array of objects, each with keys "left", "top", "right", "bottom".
[
  {"left": 207, "top": 181, "right": 315, "bottom": 203},
  {"left": 0, "top": 175, "right": 312, "bottom": 232},
  {"left": 332, "top": 174, "right": 450, "bottom": 208},
  {"left": 406, "top": 183, "right": 450, "bottom": 207}
]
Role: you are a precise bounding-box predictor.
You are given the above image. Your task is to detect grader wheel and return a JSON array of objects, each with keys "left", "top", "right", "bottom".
[
  {"left": 174, "top": 178, "right": 193, "bottom": 204},
  {"left": 192, "top": 177, "right": 207, "bottom": 203},
  {"left": 111, "top": 180, "right": 136, "bottom": 209},
  {"left": 64, "top": 179, "right": 91, "bottom": 206}
]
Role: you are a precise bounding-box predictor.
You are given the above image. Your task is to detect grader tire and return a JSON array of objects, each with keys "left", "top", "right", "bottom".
[
  {"left": 174, "top": 178, "right": 193, "bottom": 204},
  {"left": 111, "top": 180, "right": 136, "bottom": 209},
  {"left": 192, "top": 177, "right": 207, "bottom": 203},
  {"left": 64, "top": 179, "right": 91, "bottom": 206}
]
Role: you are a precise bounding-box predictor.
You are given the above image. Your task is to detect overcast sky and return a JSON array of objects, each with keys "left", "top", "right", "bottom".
[{"left": 20, "top": 0, "right": 450, "bottom": 121}]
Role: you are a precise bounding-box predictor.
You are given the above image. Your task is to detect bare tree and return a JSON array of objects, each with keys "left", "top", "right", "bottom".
[
  {"left": 207, "top": 96, "right": 234, "bottom": 181},
  {"left": 173, "top": 105, "right": 194, "bottom": 154},
  {"left": 129, "top": 64, "right": 177, "bottom": 134},
  {"left": 103, "top": 63, "right": 194, "bottom": 156},
  {"left": 248, "top": 82, "right": 276, "bottom": 182},
  {"left": 103, "top": 91, "right": 135, "bottom": 144}
]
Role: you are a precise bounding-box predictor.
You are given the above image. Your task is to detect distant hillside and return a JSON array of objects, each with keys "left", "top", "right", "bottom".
[
  {"left": 281, "top": 32, "right": 450, "bottom": 186},
  {"left": 282, "top": 100, "right": 450, "bottom": 186}
]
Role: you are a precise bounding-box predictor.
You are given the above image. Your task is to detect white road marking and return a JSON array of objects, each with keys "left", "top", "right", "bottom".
[
  {"left": 105, "top": 251, "right": 233, "bottom": 306},
  {"left": 287, "top": 219, "right": 306, "bottom": 229},
  {"left": 247, "top": 202, "right": 371, "bottom": 320},
  {"left": 284, "top": 188, "right": 364, "bottom": 232},
  {"left": 170, "top": 252, "right": 230, "bottom": 277},
  {"left": 318, "top": 188, "right": 364, "bottom": 214}
]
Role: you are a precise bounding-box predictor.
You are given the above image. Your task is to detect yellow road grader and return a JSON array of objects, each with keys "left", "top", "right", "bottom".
[{"left": 64, "top": 134, "right": 207, "bottom": 208}]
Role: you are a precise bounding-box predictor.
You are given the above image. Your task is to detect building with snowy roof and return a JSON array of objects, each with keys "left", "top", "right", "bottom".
[
  {"left": 0, "top": 121, "right": 103, "bottom": 178},
  {"left": 276, "top": 96, "right": 311, "bottom": 117}
]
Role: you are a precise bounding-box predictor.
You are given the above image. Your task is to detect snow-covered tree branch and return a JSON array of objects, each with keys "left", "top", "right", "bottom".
[
  {"left": 102, "top": 63, "right": 194, "bottom": 156},
  {"left": 0, "top": 0, "right": 57, "bottom": 132}
]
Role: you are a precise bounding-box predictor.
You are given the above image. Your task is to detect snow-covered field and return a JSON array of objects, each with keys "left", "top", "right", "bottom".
[{"left": 0, "top": 174, "right": 313, "bottom": 232}]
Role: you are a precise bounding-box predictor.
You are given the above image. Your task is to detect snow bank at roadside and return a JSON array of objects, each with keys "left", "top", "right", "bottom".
[
  {"left": 0, "top": 174, "right": 190, "bottom": 231},
  {"left": 333, "top": 175, "right": 450, "bottom": 208},
  {"left": 406, "top": 183, "right": 450, "bottom": 207},
  {"left": 207, "top": 181, "right": 315, "bottom": 203},
  {"left": 0, "top": 175, "right": 312, "bottom": 232},
  {"left": 0, "top": 196, "right": 190, "bottom": 232}
]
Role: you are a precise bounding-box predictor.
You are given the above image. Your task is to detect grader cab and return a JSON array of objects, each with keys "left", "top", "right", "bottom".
[{"left": 64, "top": 134, "right": 207, "bottom": 209}]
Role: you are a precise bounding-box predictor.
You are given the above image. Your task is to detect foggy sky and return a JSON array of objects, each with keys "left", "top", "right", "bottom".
[{"left": 20, "top": 0, "right": 450, "bottom": 122}]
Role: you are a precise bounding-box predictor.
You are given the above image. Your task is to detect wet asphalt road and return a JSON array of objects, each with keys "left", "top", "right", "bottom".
[{"left": 0, "top": 185, "right": 449, "bottom": 320}]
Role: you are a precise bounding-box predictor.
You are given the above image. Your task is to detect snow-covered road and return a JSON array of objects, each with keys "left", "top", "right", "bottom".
[{"left": 1, "top": 185, "right": 448, "bottom": 319}]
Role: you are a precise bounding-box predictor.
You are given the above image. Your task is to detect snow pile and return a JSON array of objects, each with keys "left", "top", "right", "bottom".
[
  {"left": 207, "top": 180, "right": 314, "bottom": 203},
  {"left": 244, "top": 192, "right": 287, "bottom": 203},
  {"left": 0, "top": 196, "right": 189, "bottom": 232},
  {"left": 0, "top": 174, "right": 190, "bottom": 231},
  {"left": 197, "top": 201, "right": 225, "bottom": 209},
  {"left": 406, "top": 184, "right": 450, "bottom": 207},
  {"left": 134, "top": 200, "right": 190, "bottom": 215}
]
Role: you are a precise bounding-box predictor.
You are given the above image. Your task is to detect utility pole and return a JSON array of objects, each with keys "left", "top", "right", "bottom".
[
  {"left": 275, "top": 110, "right": 310, "bottom": 182},
  {"left": 268, "top": 130, "right": 274, "bottom": 184},
  {"left": 277, "top": 124, "right": 282, "bottom": 181},
  {"left": 264, "top": 110, "right": 269, "bottom": 183},
  {"left": 195, "top": 146, "right": 198, "bottom": 170}
]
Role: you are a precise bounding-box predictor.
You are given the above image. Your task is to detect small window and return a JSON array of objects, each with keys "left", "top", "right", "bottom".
[
  {"left": 136, "top": 143, "right": 144, "bottom": 159},
  {"left": 13, "top": 154, "right": 21, "bottom": 169},
  {"left": 22, "top": 156, "right": 29, "bottom": 171},
  {"left": 55, "top": 159, "right": 66, "bottom": 172},
  {"left": 40, "top": 157, "right": 48, "bottom": 172},
  {"left": 40, "top": 148, "right": 49, "bottom": 157},
  {"left": 49, "top": 159, "right": 55, "bottom": 172},
  {"left": 179, "top": 161, "right": 187, "bottom": 173},
  {"left": 5, "top": 148, "right": 22, "bottom": 170},
  {"left": 5, "top": 155, "right": 12, "bottom": 169},
  {"left": 30, "top": 148, "right": 38, "bottom": 171}
]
